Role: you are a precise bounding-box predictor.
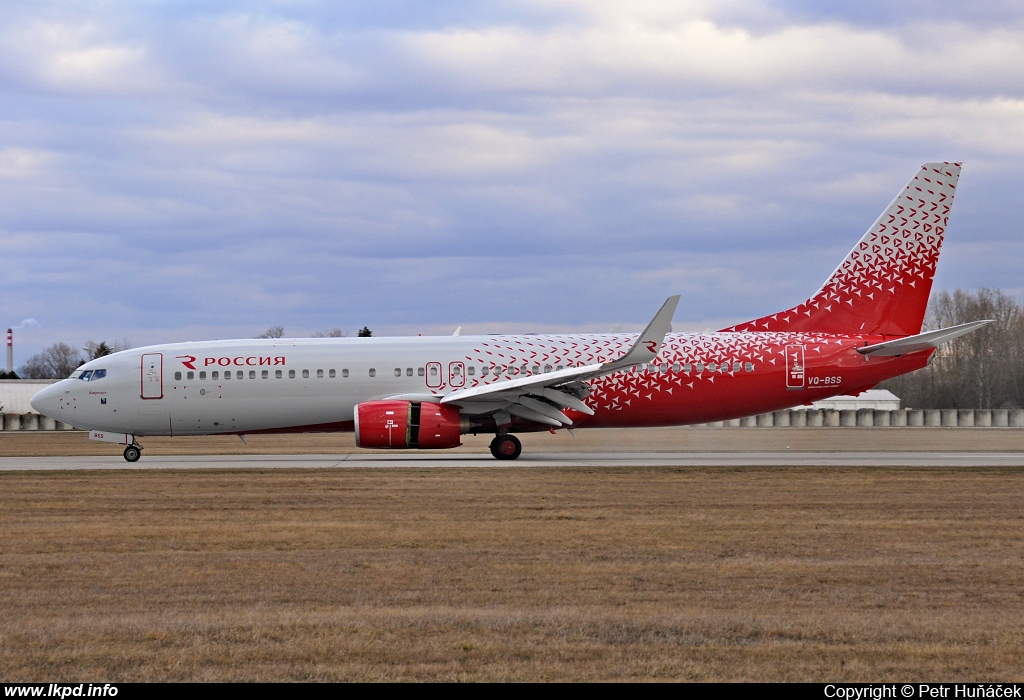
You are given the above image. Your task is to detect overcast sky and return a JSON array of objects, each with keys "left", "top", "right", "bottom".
[{"left": 2, "top": 1, "right": 1023, "bottom": 362}]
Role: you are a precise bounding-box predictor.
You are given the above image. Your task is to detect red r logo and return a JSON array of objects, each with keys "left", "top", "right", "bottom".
[
  {"left": 177, "top": 355, "right": 197, "bottom": 370},
  {"left": 644, "top": 341, "right": 658, "bottom": 353}
]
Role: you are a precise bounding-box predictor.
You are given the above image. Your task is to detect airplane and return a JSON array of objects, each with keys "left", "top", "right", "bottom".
[{"left": 31, "top": 162, "right": 990, "bottom": 462}]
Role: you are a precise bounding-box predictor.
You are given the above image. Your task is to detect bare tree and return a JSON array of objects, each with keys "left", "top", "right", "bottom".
[
  {"left": 83, "top": 339, "right": 131, "bottom": 360},
  {"left": 255, "top": 326, "right": 285, "bottom": 339},
  {"left": 881, "top": 289, "right": 1023, "bottom": 408},
  {"left": 311, "top": 329, "right": 345, "bottom": 338},
  {"left": 19, "top": 342, "right": 84, "bottom": 379}
]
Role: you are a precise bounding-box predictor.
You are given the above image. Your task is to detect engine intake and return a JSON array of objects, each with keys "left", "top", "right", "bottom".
[{"left": 354, "top": 400, "right": 463, "bottom": 449}]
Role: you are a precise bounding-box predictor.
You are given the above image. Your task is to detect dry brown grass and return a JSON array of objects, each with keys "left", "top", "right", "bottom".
[{"left": 2, "top": 466, "right": 1023, "bottom": 681}]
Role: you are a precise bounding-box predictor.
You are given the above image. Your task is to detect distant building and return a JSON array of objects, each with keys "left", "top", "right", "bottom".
[
  {"left": 809, "top": 389, "right": 900, "bottom": 411},
  {"left": 0, "top": 380, "right": 56, "bottom": 414}
]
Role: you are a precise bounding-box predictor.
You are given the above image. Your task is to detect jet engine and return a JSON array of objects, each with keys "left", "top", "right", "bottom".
[{"left": 354, "top": 400, "right": 465, "bottom": 449}]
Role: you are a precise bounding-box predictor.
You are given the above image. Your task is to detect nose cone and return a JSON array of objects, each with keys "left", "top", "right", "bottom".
[{"left": 30, "top": 382, "right": 62, "bottom": 418}]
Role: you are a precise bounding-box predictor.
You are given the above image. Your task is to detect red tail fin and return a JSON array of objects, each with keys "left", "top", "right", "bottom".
[{"left": 721, "top": 162, "right": 961, "bottom": 337}]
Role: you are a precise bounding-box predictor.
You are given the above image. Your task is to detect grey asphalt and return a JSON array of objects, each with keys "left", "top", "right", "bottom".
[{"left": 2, "top": 452, "right": 1024, "bottom": 470}]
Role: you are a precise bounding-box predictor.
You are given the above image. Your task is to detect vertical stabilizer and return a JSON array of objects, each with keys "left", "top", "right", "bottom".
[{"left": 721, "top": 162, "right": 961, "bottom": 337}]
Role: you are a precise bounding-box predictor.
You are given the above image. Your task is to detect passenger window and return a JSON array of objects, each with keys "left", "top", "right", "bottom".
[
  {"left": 249, "top": 370, "right": 256, "bottom": 379},
  {"left": 418, "top": 367, "right": 425, "bottom": 377},
  {"left": 237, "top": 371, "right": 243, "bottom": 379},
  {"left": 543, "top": 365, "right": 551, "bottom": 373},
  {"left": 368, "top": 368, "right": 375, "bottom": 377},
  {"left": 93, "top": 369, "right": 106, "bottom": 380},
  {"left": 556, "top": 365, "right": 564, "bottom": 371},
  {"left": 199, "top": 371, "right": 206, "bottom": 380},
  {"left": 695, "top": 363, "right": 704, "bottom": 372},
  {"left": 394, "top": 368, "right": 401, "bottom": 377},
  {"left": 407, "top": 367, "right": 413, "bottom": 376},
  {"left": 342, "top": 369, "right": 349, "bottom": 378},
  {"left": 212, "top": 371, "right": 219, "bottom": 379},
  {"left": 453, "top": 366, "right": 462, "bottom": 376},
  {"left": 707, "top": 363, "right": 716, "bottom": 372},
  {"left": 429, "top": 366, "right": 437, "bottom": 377},
  {"left": 276, "top": 369, "right": 283, "bottom": 378},
  {"left": 223, "top": 372, "right": 229, "bottom": 380},
  {"left": 329, "top": 369, "right": 336, "bottom": 378},
  {"left": 288, "top": 370, "right": 295, "bottom": 378},
  {"left": 683, "top": 364, "right": 692, "bottom": 373},
  {"left": 733, "top": 362, "right": 741, "bottom": 372},
  {"left": 187, "top": 371, "right": 195, "bottom": 380},
  {"left": 174, "top": 371, "right": 181, "bottom": 381},
  {"left": 532, "top": 365, "right": 539, "bottom": 374},
  {"left": 302, "top": 369, "right": 309, "bottom": 378},
  {"left": 317, "top": 369, "right": 324, "bottom": 378},
  {"left": 261, "top": 370, "right": 268, "bottom": 379},
  {"left": 672, "top": 363, "right": 680, "bottom": 372},
  {"left": 745, "top": 362, "right": 754, "bottom": 372},
  {"left": 521, "top": 365, "right": 528, "bottom": 376},
  {"left": 482, "top": 366, "right": 489, "bottom": 376}
]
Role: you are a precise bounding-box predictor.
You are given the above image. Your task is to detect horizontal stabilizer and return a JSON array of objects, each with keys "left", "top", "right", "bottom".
[{"left": 856, "top": 320, "right": 992, "bottom": 356}]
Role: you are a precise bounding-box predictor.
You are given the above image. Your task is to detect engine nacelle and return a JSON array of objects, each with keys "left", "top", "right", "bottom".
[{"left": 354, "top": 400, "right": 463, "bottom": 449}]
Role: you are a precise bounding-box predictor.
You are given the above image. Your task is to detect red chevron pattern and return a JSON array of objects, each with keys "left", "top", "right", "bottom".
[{"left": 721, "top": 162, "right": 961, "bottom": 337}]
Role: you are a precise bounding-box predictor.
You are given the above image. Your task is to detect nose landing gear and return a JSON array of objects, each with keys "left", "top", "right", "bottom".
[{"left": 489, "top": 434, "right": 522, "bottom": 460}]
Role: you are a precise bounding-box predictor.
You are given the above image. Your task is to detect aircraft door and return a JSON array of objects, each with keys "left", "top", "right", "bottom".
[
  {"left": 785, "top": 344, "right": 805, "bottom": 390},
  {"left": 449, "top": 361, "right": 465, "bottom": 388},
  {"left": 140, "top": 353, "right": 164, "bottom": 399},
  {"left": 425, "top": 361, "right": 443, "bottom": 389}
]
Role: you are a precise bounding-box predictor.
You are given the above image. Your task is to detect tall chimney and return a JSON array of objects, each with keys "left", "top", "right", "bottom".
[{"left": 6, "top": 328, "right": 12, "bottom": 374}]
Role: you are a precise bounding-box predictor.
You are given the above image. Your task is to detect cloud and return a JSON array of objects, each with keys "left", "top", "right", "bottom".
[{"left": 0, "top": 1, "right": 1022, "bottom": 358}]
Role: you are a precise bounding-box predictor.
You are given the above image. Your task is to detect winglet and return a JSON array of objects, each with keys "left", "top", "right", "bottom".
[
  {"left": 606, "top": 295, "right": 680, "bottom": 369},
  {"left": 857, "top": 320, "right": 992, "bottom": 356}
]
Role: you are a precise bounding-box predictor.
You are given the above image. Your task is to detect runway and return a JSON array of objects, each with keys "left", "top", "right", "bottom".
[{"left": 3, "top": 451, "right": 1024, "bottom": 470}]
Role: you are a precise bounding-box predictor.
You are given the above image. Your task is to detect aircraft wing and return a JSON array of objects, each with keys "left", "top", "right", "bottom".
[
  {"left": 856, "top": 320, "right": 993, "bottom": 357},
  {"left": 440, "top": 295, "right": 680, "bottom": 427}
]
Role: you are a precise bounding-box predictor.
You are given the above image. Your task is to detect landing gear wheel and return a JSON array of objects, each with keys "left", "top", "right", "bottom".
[
  {"left": 123, "top": 445, "right": 142, "bottom": 463},
  {"left": 491, "top": 434, "right": 522, "bottom": 461}
]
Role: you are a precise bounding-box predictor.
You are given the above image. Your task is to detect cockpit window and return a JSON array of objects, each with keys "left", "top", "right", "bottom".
[
  {"left": 79, "top": 370, "right": 93, "bottom": 381},
  {"left": 92, "top": 369, "right": 106, "bottom": 380}
]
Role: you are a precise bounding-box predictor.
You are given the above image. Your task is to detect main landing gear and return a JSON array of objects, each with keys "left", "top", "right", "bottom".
[
  {"left": 123, "top": 444, "right": 143, "bottom": 462},
  {"left": 489, "top": 434, "right": 522, "bottom": 460}
]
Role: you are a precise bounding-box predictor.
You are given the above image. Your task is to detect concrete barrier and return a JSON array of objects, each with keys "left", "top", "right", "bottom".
[
  {"left": 957, "top": 409, "right": 975, "bottom": 427},
  {"left": 773, "top": 410, "right": 791, "bottom": 427},
  {"left": 891, "top": 409, "right": 907, "bottom": 427},
  {"left": 941, "top": 409, "right": 958, "bottom": 427},
  {"left": 907, "top": 409, "right": 923, "bottom": 426},
  {"left": 824, "top": 409, "right": 840, "bottom": 427},
  {"left": 856, "top": 409, "right": 874, "bottom": 427},
  {"left": 993, "top": 409, "right": 1009, "bottom": 427},
  {"left": 40, "top": 415, "right": 56, "bottom": 430},
  {"left": 839, "top": 410, "right": 856, "bottom": 427},
  {"left": 739, "top": 415, "right": 757, "bottom": 427},
  {"left": 925, "top": 409, "right": 941, "bottom": 427},
  {"left": 21, "top": 413, "right": 39, "bottom": 430},
  {"left": 756, "top": 413, "right": 774, "bottom": 427},
  {"left": 806, "top": 410, "right": 824, "bottom": 427},
  {"left": 1011, "top": 410, "right": 1024, "bottom": 428},
  {"left": 790, "top": 410, "right": 807, "bottom": 427},
  {"left": 975, "top": 410, "right": 992, "bottom": 427},
  {"left": 3, "top": 413, "right": 20, "bottom": 430},
  {"left": 873, "top": 410, "right": 890, "bottom": 427}
]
